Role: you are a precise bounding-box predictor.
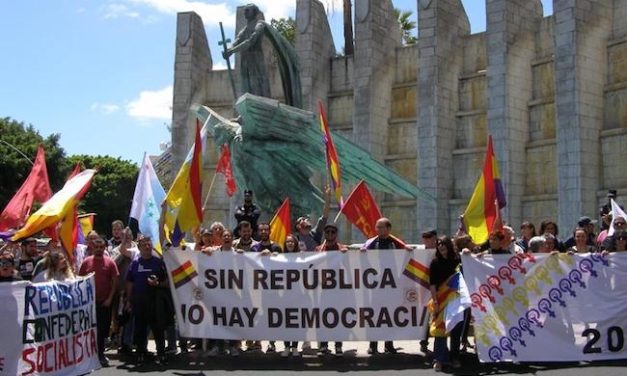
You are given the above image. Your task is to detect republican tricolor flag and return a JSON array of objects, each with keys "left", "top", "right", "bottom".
[
  {"left": 462, "top": 135, "right": 506, "bottom": 244},
  {"left": 164, "top": 120, "right": 204, "bottom": 246},
  {"left": 318, "top": 101, "right": 343, "bottom": 206},
  {"left": 12, "top": 169, "right": 96, "bottom": 258}
]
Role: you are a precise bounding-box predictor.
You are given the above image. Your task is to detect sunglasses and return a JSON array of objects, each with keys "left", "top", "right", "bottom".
[
  {"left": 0, "top": 260, "right": 14, "bottom": 267},
  {"left": 325, "top": 229, "right": 336, "bottom": 234}
]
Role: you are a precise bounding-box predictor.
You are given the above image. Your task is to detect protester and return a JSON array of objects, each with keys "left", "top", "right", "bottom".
[
  {"left": 543, "top": 233, "right": 560, "bottom": 253},
  {"left": 363, "top": 217, "right": 410, "bottom": 355},
  {"left": 112, "top": 227, "right": 138, "bottom": 355},
  {"left": 233, "top": 220, "right": 257, "bottom": 252},
  {"left": 430, "top": 236, "right": 463, "bottom": 371},
  {"left": 605, "top": 230, "right": 627, "bottom": 253},
  {"left": 485, "top": 230, "right": 509, "bottom": 255},
  {"left": 418, "top": 228, "right": 438, "bottom": 354},
  {"left": 421, "top": 228, "right": 438, "bottom": 249},
  {"left": 280, "top": 233, "right": 301, "bottom": 358},
  {"left": 125, "top": 236, "right": 171, "bottom": 365},
  {"left": 194, "top": 227, "right": 213, "bottom": 252},
  {"left": 563, "top": 216, "right": 596, "bottom": 249},
  {"left": 250, "top": 223, "right": 282, "bottom": 254},
  {"left": 502, "top": 226, "right": 524, "bottom": 254},
  {"left": 79, "top": 238, "right": 119, "bottom": 367},
  {"left": 33, "top": 251, "right": 75, "bottom": 282},
  {"left": 17, "top": 237, "right": 39, "bottom": 281},
  {"left": 204, "top": 230, "right": 241, "bottom": 357},
  {"left": 316, "top": 223, "right": 347, "bottom": 356},
  {"left": 0, "top": 251, "right": 20, "bottom": 282},
  {"left": 527, "top": 235, "right": 548, "bottom": 254},
  {"left": 296, "top": 186, "right": 331, "bottom": 252},
  {"left": 516, "top": 221, "right": 536, "bottom": 252},
  {"left": 539, "top": 219, "right": 564, "bottom": 251},
  {"left": 567, "top": 228, "right": 597, "bottom": 254},
  {"left": 109, "top": 219, "right": 124, "bottom": 249},
  {"left": 600, "top": 215, "right": 627, "bottom": 250}
]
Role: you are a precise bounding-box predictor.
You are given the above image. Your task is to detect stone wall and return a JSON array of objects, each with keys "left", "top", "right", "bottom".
[{"left": 170, "top": 0, "right": 627, "bottom": 243}]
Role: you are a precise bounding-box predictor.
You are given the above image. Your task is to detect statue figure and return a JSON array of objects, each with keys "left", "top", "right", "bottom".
[
  {"left": 223, "top": 3, "right": 303, "bottom": 108},
  {"left": 194, "top": 94, "right": 434, "bottom": 218}
]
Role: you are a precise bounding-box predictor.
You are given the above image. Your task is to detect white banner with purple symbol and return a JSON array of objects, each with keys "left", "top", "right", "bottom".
[{"left": 463, "top": 252, "right": 627, "bottom": 362}]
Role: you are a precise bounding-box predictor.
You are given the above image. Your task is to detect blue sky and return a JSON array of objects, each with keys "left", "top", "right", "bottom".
[{"left": 0, "top": 0, "right": 552, "bottom": 165}]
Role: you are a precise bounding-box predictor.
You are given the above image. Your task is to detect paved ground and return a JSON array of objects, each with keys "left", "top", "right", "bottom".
[{"left": 90, "top": 340, "right": 627, "bottom": 376}]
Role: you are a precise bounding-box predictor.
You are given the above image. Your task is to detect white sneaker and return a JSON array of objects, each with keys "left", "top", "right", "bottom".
[
  {"left": 291, "top": 347, "right": 301, "bottom": 357},
  {"left": 229, "top": 346, "right": 240, "bottom": 357},
  {"left": 280, "top": 348, "right": 290, "bottom": 358},
  {"left": 207, "top": 346, "right": 220, "bottom": 357}
]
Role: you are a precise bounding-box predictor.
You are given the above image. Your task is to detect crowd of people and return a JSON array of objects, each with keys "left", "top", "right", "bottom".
[{"left": 1, "top": 188, "right": 625, "bottom": 372}]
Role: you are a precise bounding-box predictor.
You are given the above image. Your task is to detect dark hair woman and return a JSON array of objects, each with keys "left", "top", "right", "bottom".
[{"left": 430, "top": 236, "right": 463, "bottom": 371}]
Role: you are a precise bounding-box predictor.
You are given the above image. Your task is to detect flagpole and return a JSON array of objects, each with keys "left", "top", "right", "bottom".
[{"left": 201, "top": 170, "right": 218, "bottom": 212}]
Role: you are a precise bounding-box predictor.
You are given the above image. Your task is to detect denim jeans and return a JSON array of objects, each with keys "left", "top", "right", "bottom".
[{"left": 433, "top": 321, "right": 463, "bottom": 363}]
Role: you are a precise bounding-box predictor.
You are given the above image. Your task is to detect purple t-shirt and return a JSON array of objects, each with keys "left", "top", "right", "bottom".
[{"left": 126, "top": 256, "right": 166, "bottom": 300}]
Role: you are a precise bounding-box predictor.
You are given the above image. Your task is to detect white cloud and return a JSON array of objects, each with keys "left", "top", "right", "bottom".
[
  {"left": 212, "top": 60, "right": 227, "bottom": 70},
  {"left": 90, "top": 102, "right": 121, "bottom": 115},
  {"left": 128, "top": 0, "right": 235, "bottom": 27},
  {"left": 103, "top": 3, "right": 140, "bottom": 19},
  {"left": 126, "top": 85, "right": 173, "bottom": 121}
]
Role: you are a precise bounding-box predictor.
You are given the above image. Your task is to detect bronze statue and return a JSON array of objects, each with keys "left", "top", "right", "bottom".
[{"left": 223, "top": 3, "right": 302, "bottom": 108}]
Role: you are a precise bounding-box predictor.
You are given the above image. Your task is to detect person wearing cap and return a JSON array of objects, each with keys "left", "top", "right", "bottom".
[
  {"left": 296, "top": 186, "right": 331, "bottom": 253},
  {"left": 563, "top": 216, "right": 597, "bottom": 249},
  {"left": 316, "top": 222, "right": 347, "bottom": 356},
  {"left": 599, "top": 190, "right": 621, "bottom": 229},
  {"left": 18, "top": 237, "right": 39, "bottom": 281},
  {"left": 421, "top": 229, "right": 438, "bottom": 249},
  {"left": 0, "top": 250, "right": 21, "bottom": 282},
  {"left": 234, "top": 190, "right": 261, "bottom": 238}
]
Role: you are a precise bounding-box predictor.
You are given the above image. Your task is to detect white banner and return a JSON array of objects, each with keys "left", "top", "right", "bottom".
[
  {"left": 463, "top": 252, "right": 627, "bottom": 362},
  {"left": 0, "top": 275, "right": 100, "bottom": 376},
  {"left": 164, "top": 249, "right": 434, "bottom": 341}
]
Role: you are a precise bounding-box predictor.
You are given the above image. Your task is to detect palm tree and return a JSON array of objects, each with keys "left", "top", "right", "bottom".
[{"left": 393, "top": 8, "right": 417, "bottom": 45}]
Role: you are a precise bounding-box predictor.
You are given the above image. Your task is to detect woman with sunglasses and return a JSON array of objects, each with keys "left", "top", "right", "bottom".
[
  {"left": 430, "top": 236, "right": 463, "bottom": 371},
  {"left": 0, "top": 251, "right": 20, "bottom": 282},
  {"left": 603, "top": 230, "right": 627, "bottom": 254}
]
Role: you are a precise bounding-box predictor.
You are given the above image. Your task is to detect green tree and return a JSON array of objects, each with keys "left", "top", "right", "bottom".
[
  {"left": 271, "top": 17, "right": 296, "bottom": 45},
  {"left": 393, "top": 8, "right": 417, "bottom": 45},
  {"left": 68, "top": 155, "right": 139, "bottom": 237},
  {"left": 0, "top": 117, "right": 71, "bottom": 209}
]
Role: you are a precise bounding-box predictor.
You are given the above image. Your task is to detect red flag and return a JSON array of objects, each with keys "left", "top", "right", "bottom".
[
  {"left": 339, "top": 181, "right": 383, "bottom": 238},
  {"left": 269, "top": 198, "right": 291, "bottom": 246},
  {"left": 216, "top": 144, "right": 237, "bottom": 197},
  {"left": 0, "top": 145, "right": 53, "bottom": 231}
]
